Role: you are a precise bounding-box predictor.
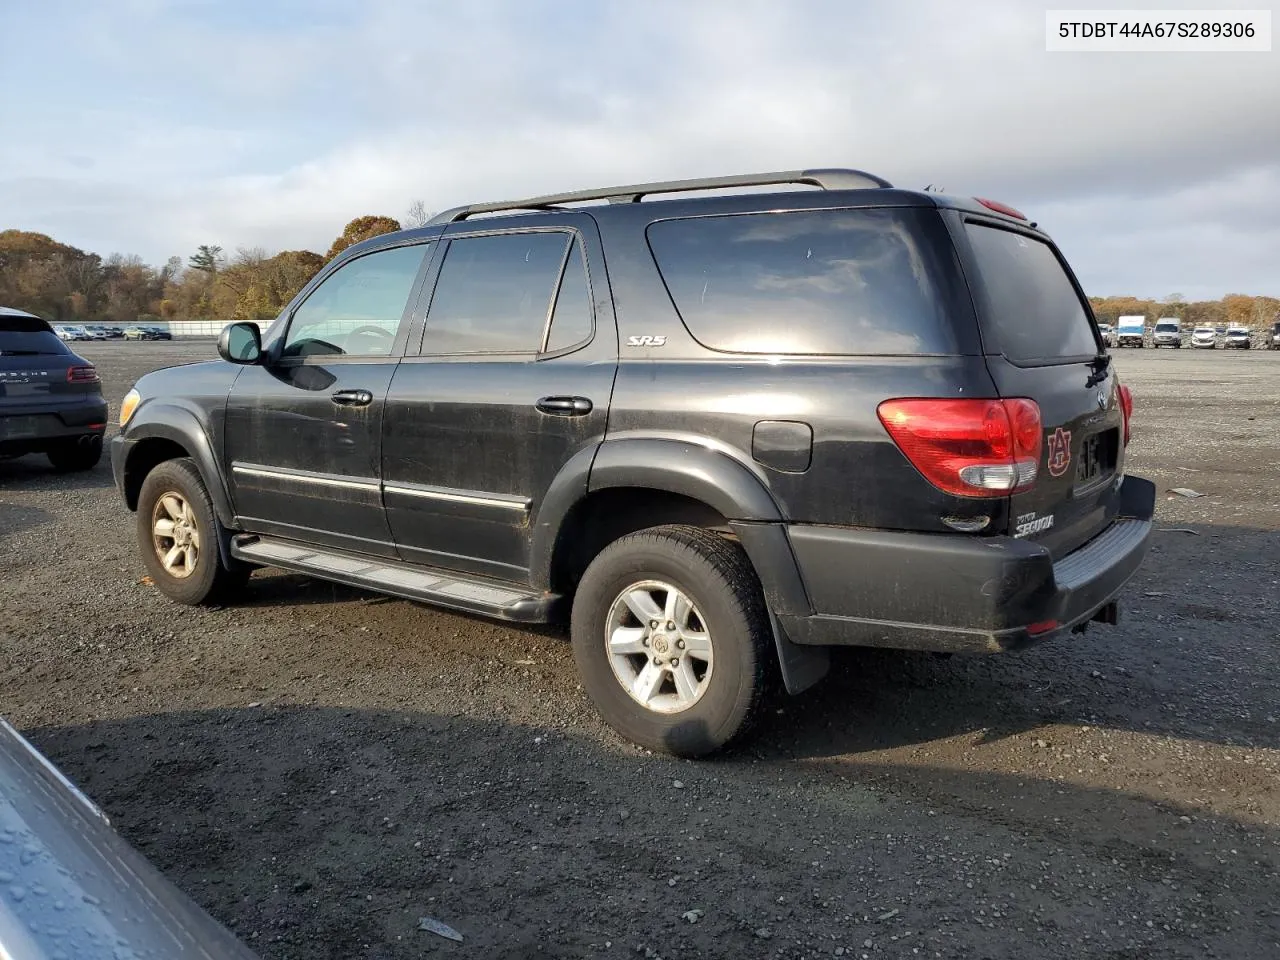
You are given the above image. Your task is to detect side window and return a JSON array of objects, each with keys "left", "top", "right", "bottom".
[
  {"left": 422, "top": 232, "right": 570, "bottom": 355},
  {"left": 646, "top": 209, "right": 958, "bottom": 356},
  {"left": 282, "top": 244, "right": 427, "bottom": 359},
  {"left": 542, "top": 239, "right": 593, "bottom": 353}
]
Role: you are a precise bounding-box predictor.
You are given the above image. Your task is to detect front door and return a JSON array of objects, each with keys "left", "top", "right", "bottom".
[
  {"left": 224, "top": 241, "right": 435, "bottom": 557},
  {"left": 382, "top": 219, "right": 615, "bottom": 582}
]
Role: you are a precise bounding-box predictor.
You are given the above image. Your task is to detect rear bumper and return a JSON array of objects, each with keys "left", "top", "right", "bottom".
[
  {"left": 0, "top": 397, "right": 108, "bottom": 453},
  {"left": 776, "top": 475, "right": 1156, "bottom": 654}
]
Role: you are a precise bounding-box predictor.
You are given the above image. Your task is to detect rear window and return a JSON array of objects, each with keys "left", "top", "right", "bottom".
[
  {"left": 0, "top": 315, "right": 68, "bottom": 355},
  {"left": 646, "top": 208, "right": 959, "bottom": 355},
  {"left": 965, "top": 224, "right": 1098, "bottom": 364}
]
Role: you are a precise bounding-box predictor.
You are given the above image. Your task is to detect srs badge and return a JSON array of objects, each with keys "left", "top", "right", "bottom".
[{"left": 1046, "top": 426, "right": 1072, "bottom": 477}]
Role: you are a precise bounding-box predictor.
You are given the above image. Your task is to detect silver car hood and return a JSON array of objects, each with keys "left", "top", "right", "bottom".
[{"left": 0, "top": 718, "right": 260, "bottom": 960}]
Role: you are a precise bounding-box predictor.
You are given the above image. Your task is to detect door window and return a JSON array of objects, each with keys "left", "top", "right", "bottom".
[
  {"left": 282, "top": 244, "right": 428, "bottom": 359},
  {"left": 421, "top": 232, "right": 573, "bottom": 355}
]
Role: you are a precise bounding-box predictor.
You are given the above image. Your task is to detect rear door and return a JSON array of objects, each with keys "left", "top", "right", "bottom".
[
  {"left": 382, "top": 217, "right": 615, "bottom": 582},
  {"left": 956, "top": 217, "right": 1125, "bottom": 558}
]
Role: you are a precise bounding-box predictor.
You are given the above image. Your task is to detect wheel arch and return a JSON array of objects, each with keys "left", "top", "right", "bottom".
[
  {"left": 531, "top": 437, "right": 828, "bottom": 695},
  {"left": 122, "top": 405, "right": 235, "bottom": 528}
]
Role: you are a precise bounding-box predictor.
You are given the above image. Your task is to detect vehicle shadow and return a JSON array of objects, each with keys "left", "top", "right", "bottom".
[
  {"left": 21, "top": 705, "right": 1280, "bottom": 960},
  {"left": 186, "top": 518, "right": 1280, "bottom": 756},
  {"left": 753, "top": 521, "right": 1280, "bottom": 757},
  {"left": 0, "top": 456, "right": 116, "bottom": 492}
]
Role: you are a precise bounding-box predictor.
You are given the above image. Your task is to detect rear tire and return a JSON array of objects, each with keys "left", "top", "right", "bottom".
[
  {"left": 47, "top": 436, "right": 102, "bottom": 472},
  {"left": 136, "top": 458, "right": 250, "bottom": 605},
  {"left": 570, "top": 525, "right": 773, "bottom": 757}
]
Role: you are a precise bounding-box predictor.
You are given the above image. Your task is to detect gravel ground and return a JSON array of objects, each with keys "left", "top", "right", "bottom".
[{"left": 2, "top": 341, "right": 1278, "bottom": 960}]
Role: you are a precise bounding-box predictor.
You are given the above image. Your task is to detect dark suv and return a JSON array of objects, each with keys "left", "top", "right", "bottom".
[
  {"left": 1, "top": 307, "right": 107, "bottom": 470},
  {"left": 110, "top": 169, "right": 1154, "bottom": 756}
]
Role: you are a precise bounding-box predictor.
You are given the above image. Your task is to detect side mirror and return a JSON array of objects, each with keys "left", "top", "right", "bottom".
[{"left": 218, "top": 322, "right": 263, "bottom": 364}]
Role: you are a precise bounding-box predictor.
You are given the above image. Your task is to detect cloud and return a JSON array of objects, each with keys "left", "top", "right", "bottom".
[{"left": 1, "top": 0, "right": 1277, "bottom": 297}]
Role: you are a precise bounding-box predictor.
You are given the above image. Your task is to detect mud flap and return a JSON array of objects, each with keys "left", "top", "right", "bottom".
[{"left": 770, "top": 612, "right": 829, "bottom": 694}]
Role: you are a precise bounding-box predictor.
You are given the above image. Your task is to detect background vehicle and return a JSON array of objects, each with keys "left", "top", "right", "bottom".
[
  {"left": 54, "top": 323, "right": 91, "bottom": 341},
  {"left": 86, "top": 323, "right": 124, "bottom": 339},
  {"left": 1, "top": 307, "right": 107, "bottom": 470},
  {"left": 123, "top": 324, "right": 168, "bottom": 341},
  {"left": 111, "top": 169, "right": 1153, "bottom": 756},
  {"left": 1271, "top": 321, "right": 1280, "bottom": 349},
  {"left": 1191, "top": 325, "right": 1218, "bottom": 349},
  {"left": 1116, "top": 315, "right": 1146, "bottom": 347},
  {"left": 1097, "top": 322, "right": 1115, "bottom": 347},
  {"left": 0, "top": 716, "right": 260, "bottom": 960},
  {"left": 1224, "top": 325, "right": 1252, "bottom": 349},
  {"left": 1153, "top": 317, "right": 1182, "bottom": 348}
]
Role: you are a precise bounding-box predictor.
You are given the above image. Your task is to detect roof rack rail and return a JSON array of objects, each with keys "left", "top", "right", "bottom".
[{"left": 426, "top": 167, "right": 893, "bottom": 226}]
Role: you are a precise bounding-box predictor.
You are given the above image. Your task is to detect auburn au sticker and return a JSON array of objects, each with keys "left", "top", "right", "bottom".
[{"left": 1046, "top": 427, "right": 1072, "bottom": 477}]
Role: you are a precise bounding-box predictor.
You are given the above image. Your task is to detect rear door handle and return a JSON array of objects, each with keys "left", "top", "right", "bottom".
[
  {"left": 536, "top": 396, "right": 593, "bottom": 416},
  {"left": 331, "top": 388, "right": 374, "bottom": 407}
]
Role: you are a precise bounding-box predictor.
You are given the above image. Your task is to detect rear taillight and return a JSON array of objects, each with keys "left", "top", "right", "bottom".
[
  {"left": 67, "top": 365, "right": 99, "bottom": 383},
  {"left": 1118, "top": 384, "right": 1133, "bottom": 446},
  {"left": 877, "top": 398, "right": 1043, "bottom": 498}
]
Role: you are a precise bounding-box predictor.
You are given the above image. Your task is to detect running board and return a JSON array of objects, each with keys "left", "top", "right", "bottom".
[{"left": 230, "top": 535, "right": 557, "bottom": 622}]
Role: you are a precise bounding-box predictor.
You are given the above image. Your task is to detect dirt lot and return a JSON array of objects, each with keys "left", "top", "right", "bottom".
[{"left": 3, "top": 342, "right": 1278, "bottom": 960}]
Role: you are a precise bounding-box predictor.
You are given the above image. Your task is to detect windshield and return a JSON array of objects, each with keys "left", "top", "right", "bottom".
[
  {"left": 1155, "top": 322, "right": 1178, "bottom": 332},
  {"left": 0, "top": 316, "right": 70, "bottom": 355},
  {"left": 1194, "top": 327, "right": 1215, "bottom": 334}
]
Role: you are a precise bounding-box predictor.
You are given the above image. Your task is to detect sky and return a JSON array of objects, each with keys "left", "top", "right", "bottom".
[{"left": 1, "top": 0, "right": 1277, "bottom": 300}]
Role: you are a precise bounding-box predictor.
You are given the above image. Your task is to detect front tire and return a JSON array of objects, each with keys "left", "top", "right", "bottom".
[
  {"left": 570, "top": 525, "right": 773, "bottom": 757},
  {"left": 136, "top": 458, "right": 250, "bottom": 605},
  {"left": 47, "top": 435, "right": 102, "bottom": 472}
]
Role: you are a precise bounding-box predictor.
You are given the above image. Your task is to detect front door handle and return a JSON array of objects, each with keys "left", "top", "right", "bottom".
[
  {"left": 331, "top": 388, "right": 374, "bottom": 407},
  {"left": 536, "top": 396, "right": 593, "bottom": 416}
]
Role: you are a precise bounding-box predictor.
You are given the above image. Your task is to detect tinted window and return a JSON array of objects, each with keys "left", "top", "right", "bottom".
[
  {"left": 965, "top": 224, "right": 1098, "bottom": 363},
  {"left": 283, "top": 244, "right": 427, "bottom": 358},
  {"left": 423, "top": 232, "right": 570, "bottom": 354},
  {"left": 544, "top": 240, "right": 593, "bottom": 353},
  {"left": 646, "top": 208, "right": 957, "bottom": 355},
  {"left": 0, "top": 315, "right": 67, "bottom": 355}
]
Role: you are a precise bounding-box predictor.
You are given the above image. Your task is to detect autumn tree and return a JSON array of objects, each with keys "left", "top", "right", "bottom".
[{"left": 326, "top": 215, "right": 401, "bottom": 260}]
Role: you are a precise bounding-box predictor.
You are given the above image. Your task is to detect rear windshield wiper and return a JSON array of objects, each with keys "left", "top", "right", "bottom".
[{"left": 1085, "top": 352, "right": 1111, "bottom": 387}]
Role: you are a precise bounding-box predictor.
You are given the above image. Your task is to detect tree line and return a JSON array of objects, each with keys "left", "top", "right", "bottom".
[
  {"left": 0, "top": 212, "right": 411, "bottom": 324},
  {"left": 1089, "top": 294, "right": 1280, "bottom": 329},
  {"left": 3, "top": 213, "right": 1278, "bottom": 329}
]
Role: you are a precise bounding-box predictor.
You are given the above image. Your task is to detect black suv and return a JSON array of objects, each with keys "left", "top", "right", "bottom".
[
  {"left": 110, "top": 169, "right": 1154, "bottom": 756},
  {"left": 1, "top": 307, "right": 107, "bottom": 470}
]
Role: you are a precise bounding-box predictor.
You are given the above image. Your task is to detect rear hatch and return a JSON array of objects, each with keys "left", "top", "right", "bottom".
[
  {"left": 0, "top": 316, "right": 86, "bottom": 408},
  {"left": 959, "top": 219, "right": 1127, "bottom": 559}
]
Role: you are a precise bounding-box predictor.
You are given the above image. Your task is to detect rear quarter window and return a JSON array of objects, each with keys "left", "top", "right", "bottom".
[
  {"left": 964, "top": 223, "right": 1099, "bottom": 364},
  {"left": 646, "top": 208, "right": 961, "bottom": 356}
]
